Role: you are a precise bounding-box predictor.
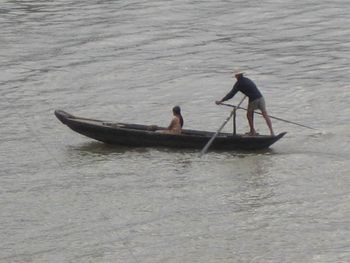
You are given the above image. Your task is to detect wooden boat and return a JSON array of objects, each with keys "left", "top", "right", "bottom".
[{"left": 55, "top": 110, "right": 286, "bottom": 151}]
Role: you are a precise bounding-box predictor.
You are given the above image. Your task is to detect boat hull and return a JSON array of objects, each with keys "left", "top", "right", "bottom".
[{"left": 55, "top": 110, "right": 286, "bottom": 151}]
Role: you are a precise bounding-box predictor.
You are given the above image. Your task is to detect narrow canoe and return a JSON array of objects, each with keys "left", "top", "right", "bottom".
[{"left": 55, "top": 110, "right": 286, "bottom": 151}]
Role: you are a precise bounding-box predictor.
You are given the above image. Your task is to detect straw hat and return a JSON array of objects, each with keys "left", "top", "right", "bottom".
[{"left": 233, "top": 68, "right": 244, "bottom": 76}]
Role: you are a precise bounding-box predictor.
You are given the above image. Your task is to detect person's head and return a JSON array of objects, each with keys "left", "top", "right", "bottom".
[
  {"left": 172, "top": 105, "right": 181, "bottom": 115},
  {"left": 235, "top": 71, "right": 243, "bottom": 80},
  {"left": 233, "top": 69, "right": 244, "bottom": 80}
]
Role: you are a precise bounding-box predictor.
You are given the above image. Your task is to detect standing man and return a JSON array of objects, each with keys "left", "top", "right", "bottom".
[{"left": 215, "top": 71, "right": 274, "bottom": 136}]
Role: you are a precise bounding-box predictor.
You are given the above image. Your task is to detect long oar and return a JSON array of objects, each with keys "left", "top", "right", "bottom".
[
  {"left": 199, "top": 96, "right": 246, "bottom": 157},
  {"left": 220, "top": 103, "right": 317, "bottom": 130}
]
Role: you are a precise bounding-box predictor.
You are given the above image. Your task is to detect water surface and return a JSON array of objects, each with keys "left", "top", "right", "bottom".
[{"left": 1, "top": 0, "right": 350, "bottom": 262}]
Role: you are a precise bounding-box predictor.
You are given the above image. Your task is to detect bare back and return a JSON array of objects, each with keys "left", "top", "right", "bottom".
[{"left": 167, "top": 116, "right": 182, "bottom": 134}]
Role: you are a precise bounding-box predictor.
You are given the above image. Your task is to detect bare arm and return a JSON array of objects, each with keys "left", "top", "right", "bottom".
[{"left": 167, "top": 117, "right": 177, "bottom": 130}]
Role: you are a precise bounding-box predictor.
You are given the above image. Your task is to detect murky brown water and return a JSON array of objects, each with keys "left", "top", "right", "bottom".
[{"left": 1, "top": 0, "right": 350, "bottom": 262}]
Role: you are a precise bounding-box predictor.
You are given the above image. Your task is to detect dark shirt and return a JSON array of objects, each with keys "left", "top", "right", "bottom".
[{"left": 221, "top": 76, "right": 263, "bottom": 102}]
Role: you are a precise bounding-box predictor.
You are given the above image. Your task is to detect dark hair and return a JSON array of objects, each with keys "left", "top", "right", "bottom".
[
  {"left": 173, "top": 106, "right": 184, "bottom": 127},
  {"left": 172, "top": 106, "right": 181, "bottom": 114}
]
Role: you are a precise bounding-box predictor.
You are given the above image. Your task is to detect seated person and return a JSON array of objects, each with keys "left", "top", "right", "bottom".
[
  {"left": 165, "top": 106, "right": 184, "bottom": 134},
  {"left": 149, "top": 106, "right": 184, "bottom": 134}
]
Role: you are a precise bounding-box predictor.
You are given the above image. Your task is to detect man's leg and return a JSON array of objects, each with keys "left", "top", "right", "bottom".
[
  {"left": 261, "top": 110, "right": 274, "bottom": 136},
  {"left": 257, "top": 97, "right": 274, "bottom": 136},
  {"left": 247, "top": 110, "right": 256, "bottom": 135}
]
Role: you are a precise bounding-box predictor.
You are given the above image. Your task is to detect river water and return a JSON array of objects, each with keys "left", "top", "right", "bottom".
[{"left": 1, "top": 0, "right": 350, "bottom": 262}]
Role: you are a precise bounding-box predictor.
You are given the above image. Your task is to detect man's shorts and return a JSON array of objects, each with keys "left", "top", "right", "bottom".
[{"left": 248, "top": 97, "right": 266, "bottom": 112}]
